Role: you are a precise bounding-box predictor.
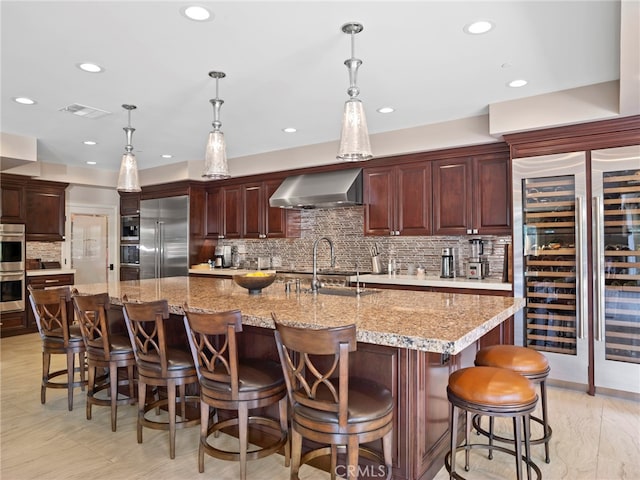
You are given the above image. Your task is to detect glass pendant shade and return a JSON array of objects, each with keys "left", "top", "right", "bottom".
[
  {"left": 202, "top": 71, "right": 231, "bottom": 179},
  {"left": 203, "top": 130, "right": 229, "bottom": 179},
  {"left": 116, "top": 105, "right": 141, "bottom": 192},
  {"left": 337, "top": 98, "right": 372, "bottom": 161},
  {"left": 336, "top": 22, "right": 372, "bottom": 162},
  {"left": 117, "top": 152, "right": 141, "bottom": 192}
]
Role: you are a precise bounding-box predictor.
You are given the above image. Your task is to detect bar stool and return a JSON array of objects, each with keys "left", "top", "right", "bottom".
[
  {"left": 474, "top": 345, "right": 552, "bottom": 463},
  {"left": 445, "top": 366, "right": 541, "bottom": 480},
  {"left": 28, "top": 285, "right": 87, "bottom": 411}
]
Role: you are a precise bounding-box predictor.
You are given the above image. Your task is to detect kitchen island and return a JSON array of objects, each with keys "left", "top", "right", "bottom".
[{"left": 73, "top": 276, "right": 524, "bottom": 480}]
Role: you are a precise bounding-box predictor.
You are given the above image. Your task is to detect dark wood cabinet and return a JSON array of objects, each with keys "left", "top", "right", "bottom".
[
  {"left": 120, "top": 265, "right": 140, "bottom": 281},
  {"left": 207, "top": 179, "right": 299, "bottom": 240},
  {"left": 433, "top": 154, "right": 510, "bottom": 236},
  {"left": 119, "top": 192, "right": 140, "bottom": 215},
  {"left": 363, "top": 162, "right": 431, "bottom": 236},
  {"left": 205, "top": 185, "right": 242, "bottom": 239},
  {"left": 0, "top": 174, "right": 26, "bottom": 223},
  {"left": 243, "top": 179, "right": 288, "bottom": 239},
  {"left": 222, "top": 185, "right": 243, "bottom": 239},
  {"left": 25, "top": 180, "right": 68, "bottom": 241},
  {"left": 1, "top": 175, "right": 67, "bottom": 239}
]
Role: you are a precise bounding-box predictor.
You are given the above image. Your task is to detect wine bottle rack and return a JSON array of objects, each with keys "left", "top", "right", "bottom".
[
  {"left": 522, "top": 174, "right": 578, "bottom": 354},
  {"left": 601, "top": 168, "right": 640, "bottom": 364}
]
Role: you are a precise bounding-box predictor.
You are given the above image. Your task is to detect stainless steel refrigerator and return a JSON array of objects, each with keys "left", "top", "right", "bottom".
[
  {"left": 139, "top": 196, "right": 189, "bottom": 279},
  {"left": 512, "top": 145, "right": 640, "bottom": 395}
]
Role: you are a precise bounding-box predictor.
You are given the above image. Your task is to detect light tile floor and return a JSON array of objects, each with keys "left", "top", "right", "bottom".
[{"left": 2, "top": 333, "right": 639, "bottom": 479}]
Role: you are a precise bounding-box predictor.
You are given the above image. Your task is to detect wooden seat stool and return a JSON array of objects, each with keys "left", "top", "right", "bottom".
[
  {"left": 474, "top": 345, "right": 552, "bottom": 463},
  {"left": 445, "top": 366, "right": 541, "bottom": 480}
]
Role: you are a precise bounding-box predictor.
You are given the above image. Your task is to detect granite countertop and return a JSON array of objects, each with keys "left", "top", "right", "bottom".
[
  {"left": 189, "top": 268, "right": 511, "bottom": 291},
  {"left": 354, "top": 274, "right": 512, "bottom": 291},
  {"left": 27, "top": 268, "right": 76, "bottom": 276},
  {"left": 73, "top": 276, "right": 524, "bottom": 355}
]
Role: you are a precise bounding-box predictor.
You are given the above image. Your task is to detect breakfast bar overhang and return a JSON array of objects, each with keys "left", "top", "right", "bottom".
[{"left": 73, "top": 276, "right": 524, "bottom": 480}]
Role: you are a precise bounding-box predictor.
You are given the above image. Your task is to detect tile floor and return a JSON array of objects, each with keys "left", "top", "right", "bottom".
[{"left": 1, "top": 333, "right": 639, "bottom": 479}]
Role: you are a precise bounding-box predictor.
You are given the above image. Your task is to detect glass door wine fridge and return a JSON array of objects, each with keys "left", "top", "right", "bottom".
[{"left": 513, "top": 145, "right": 640, "bottom": 394}]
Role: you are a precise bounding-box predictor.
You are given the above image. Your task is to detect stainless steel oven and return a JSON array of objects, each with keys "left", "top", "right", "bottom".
[
  {"left": 0, "top": 271, "right": 25, "bottom": 312},
  {"left": 0, "top": 224, "right": 26, "bottom": 312},
  {"left": 0, "top": 224, "right": 26, "bottom": 272}
]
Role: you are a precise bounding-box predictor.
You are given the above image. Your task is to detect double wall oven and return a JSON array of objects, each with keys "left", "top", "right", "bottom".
[{"left": 0, "top": 224, "right": 26, "bottom": 313}]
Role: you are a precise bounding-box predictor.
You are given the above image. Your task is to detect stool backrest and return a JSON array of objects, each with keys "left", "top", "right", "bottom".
[
  {"left": 122, "top": 299, "right": 170, "bottom": 376},
  {"left": 71, "top": 291, "right": 113, "bottom": 359},
  {"left": 183, "top": 306, "right": 243, "bottom": 398},
  {"left": 272, "top": 314, "right": 356, "bottom": 428},
  {"left": 28, "top": 285, "right": 73, "bottom": 345}
]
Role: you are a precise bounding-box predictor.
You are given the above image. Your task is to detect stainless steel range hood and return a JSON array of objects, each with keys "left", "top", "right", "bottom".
[{"left": 269, "top": 168, "right": 363, "bottom": 209}]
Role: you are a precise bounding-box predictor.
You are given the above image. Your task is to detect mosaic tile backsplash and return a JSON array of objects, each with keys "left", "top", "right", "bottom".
[{"left": 217, "top": 206, "right": 511, "bottom": 279}]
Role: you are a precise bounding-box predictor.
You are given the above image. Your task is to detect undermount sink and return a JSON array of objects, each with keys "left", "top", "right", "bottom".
[{"left": 315, "top": 287, "right": 378, "bottom": 297}]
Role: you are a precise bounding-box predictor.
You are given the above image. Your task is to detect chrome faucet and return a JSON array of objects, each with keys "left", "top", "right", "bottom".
[{"left": 311, "top": 236, "right": 335, "bottom": 292}]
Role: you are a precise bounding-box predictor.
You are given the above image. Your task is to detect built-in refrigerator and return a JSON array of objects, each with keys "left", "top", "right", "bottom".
[
  {"left": 512, "top": 145, "right": 640, "bottom": 395},
  {"left": 139, "top": 196, "right": 189, "bottom": 279}
]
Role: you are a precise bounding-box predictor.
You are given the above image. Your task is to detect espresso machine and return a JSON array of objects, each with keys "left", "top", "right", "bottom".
[
  {"left": 214, "top": 245, "right": 232, "bottom": 268},
  {"left": 467, "top": 239, "right": 489, "bottom": 279},
  {"left": 440, "top": 248, "right": 455, "bottom": 278}
]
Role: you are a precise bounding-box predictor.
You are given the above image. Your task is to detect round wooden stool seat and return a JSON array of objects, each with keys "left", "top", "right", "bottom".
[
  {"left": 474, "top": 345, "right": 552, "bottom": 463},
  {"left": 475, "top": 345, "right": 550, "bottom": 378},
  {"left": 445, "top": 367, "right": 541, "bottom": 480},
  {"left": 448, "top": 366, "right": 537, "bottom": 407}
]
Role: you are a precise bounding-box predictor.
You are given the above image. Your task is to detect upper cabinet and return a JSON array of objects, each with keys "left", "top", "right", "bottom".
[
  {"left": 0, "top": 174, "right": 26, "bottom": 223},
  {"left": 1, "top": 175, "right": 68, "bottom": 240},
  {"left": 206, "top": 179, "right": 299, "bottom": 240},
  {"left": 119, "top": 192, "right": 140, "bottom": 215},
  {"left": 432, "top": 153, "right": 511, "bottom": 236},
  {"left": 205, "top": 185, "right": 242, "bottom": 239},
  {"left": 363, "top": 162, "right": 431, "bottom": 236},
  {"left": 25, "top": 180, "right": 68, "bottom": 241},
  {"left": 243, "top": 180, "right": 288, "bottom": 239}
]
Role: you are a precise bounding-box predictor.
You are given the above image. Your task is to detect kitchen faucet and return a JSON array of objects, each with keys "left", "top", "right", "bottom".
[{"left": 311, "top": 236, "right": 335, "bottom": 292}]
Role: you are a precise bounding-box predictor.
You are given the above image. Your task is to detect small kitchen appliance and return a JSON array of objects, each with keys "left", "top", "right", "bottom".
[
  {"left": 440, "top": 247, "right": 455, "bottom": 278},
  {"left": 214, "top": 246, "right": 232, "bottom": 268},
  {"left": 467, "top": 239, "right": 489, "bottom": 279}
]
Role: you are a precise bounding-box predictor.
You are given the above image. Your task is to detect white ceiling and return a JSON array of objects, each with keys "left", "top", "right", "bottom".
[{"left": 0, "top": 1, "right": 624, "bottom": 173}]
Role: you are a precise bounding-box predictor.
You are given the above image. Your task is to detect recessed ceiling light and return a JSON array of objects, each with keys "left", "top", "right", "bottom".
[
  {"left": 83, "top": 140, "right": 97, "bottom": 145},
  {"left": 181, "top": 5, "right": 212, "bottom": 21},
  {"left": 377, "top": 107, "right": 395, "bottom": 114},
  {"left": 77, "top": 62, "right": 103, "bottom": 73},
  {"left": 464, "top": 20, "right": 494, "bottom": 35},
  {"left": 282, "top": 127, "right": 297, "bottom": 133},
  {"left": 86, "top": 161, "right": 97, "bottom": 165},
  {"left": 13, "top": 97, "right": 36, "bottom": 105},
  {"left": 508, "top": 79, "right": 528, "bottom": 88},
  {"left": 161, "top": 154, "right": 173, "bottom": 159}
]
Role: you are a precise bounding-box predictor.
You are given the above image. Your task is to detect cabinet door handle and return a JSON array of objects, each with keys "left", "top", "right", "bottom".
[
  {"left": 44, "top": 280, "right": 58, "bottom": 283},
  {"left": 592, "top": 196, "right": 604, "bottom": 341}
]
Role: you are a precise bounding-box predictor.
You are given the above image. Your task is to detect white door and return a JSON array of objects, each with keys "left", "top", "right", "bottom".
[
  {"left": 66, "top": 204, "right": 117, "bottom": 286},
  {"left": 70, "top": 213, "right": 108, "bottom": 285}
]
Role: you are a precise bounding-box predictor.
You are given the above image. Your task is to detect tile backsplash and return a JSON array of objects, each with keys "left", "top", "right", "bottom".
[
  {"left": 26, "top": 242, "right": 63, "bottom": 264},
  {"left": 218, "top": 206, "right": 511, "bottom": 279}
]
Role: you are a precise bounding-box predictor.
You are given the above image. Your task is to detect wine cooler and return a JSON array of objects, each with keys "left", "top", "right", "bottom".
[{"left": 513, "top": 145, "right": 640, "bottom": 394}]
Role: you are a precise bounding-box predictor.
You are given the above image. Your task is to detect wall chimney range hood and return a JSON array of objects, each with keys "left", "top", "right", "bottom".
[{"left": 269, "top": 168, "right": 363, "bottom": 209}]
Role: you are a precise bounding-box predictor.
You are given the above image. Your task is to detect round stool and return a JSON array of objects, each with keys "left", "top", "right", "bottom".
[
  {"left": 474, "top": 345, "right": 552, "bottom": 463},
  {"left": 445, "top": 366, "right": 541, "bottom": 480}
]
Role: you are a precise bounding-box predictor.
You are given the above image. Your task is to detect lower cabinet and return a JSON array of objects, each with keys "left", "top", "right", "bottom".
[{"left": 120, "top": 266, "right": 140, "bottom": 281}]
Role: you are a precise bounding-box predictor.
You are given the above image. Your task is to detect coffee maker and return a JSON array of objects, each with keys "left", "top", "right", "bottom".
[
  {"left": 467, "top": 239, "right": 489, "bottom": 279},
  {"left": 440, "top": 247, "right": 455, "bottom": 278},
  {"left": 214, "top": 245, "right": 232, "bottom": 268}
]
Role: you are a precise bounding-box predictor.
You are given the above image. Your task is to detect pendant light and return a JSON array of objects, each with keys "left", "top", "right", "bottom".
[
  {"left": 116, "top": 104, "right": 141, "bottom": 192},
  {"left": 202, "top": 71, "right": 231, "bottom": 179},
  {"left": 337, "top": 22, "right": 372, "bottom": 162}
]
